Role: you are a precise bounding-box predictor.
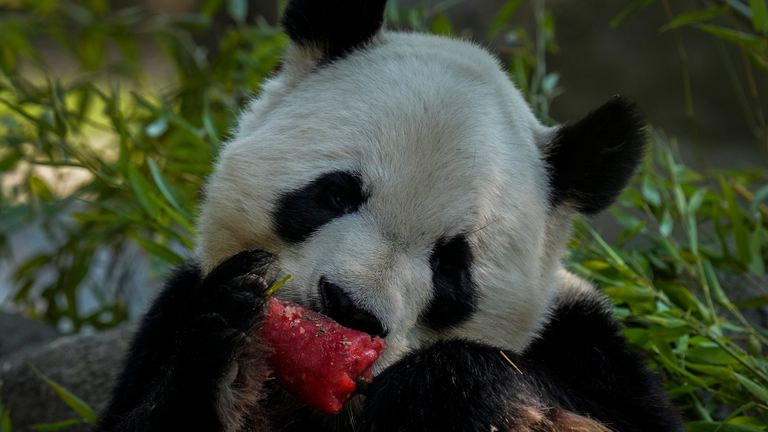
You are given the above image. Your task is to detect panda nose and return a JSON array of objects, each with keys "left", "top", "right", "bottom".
[{"left": 319, "top": 278, "right": 388, "bottom": 338}]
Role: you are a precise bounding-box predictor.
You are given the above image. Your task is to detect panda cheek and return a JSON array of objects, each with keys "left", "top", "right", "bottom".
[{"left": 419, "top": 235, "right": 478, "bottom": 330}]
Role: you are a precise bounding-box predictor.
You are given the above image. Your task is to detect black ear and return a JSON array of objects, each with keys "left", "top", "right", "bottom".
[
  {"left": 282, "top": 0, "right": 388, "bottom": 61},
  {"left": 546, "top": 96, "right": 646, "bottom": 215}
]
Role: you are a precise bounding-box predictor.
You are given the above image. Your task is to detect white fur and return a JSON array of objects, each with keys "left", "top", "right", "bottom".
[{"left": 197, "top": 31, "right": 572, "bottom": 369}]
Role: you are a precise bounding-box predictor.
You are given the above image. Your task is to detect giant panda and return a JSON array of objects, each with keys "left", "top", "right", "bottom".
[{"left": 95, "top": 0, "right": 683, "bottom": 431}]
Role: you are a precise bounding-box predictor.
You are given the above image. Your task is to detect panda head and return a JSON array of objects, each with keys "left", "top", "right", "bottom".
[{"left": 197, "top": 0, "right": 644, "bottom": 368}]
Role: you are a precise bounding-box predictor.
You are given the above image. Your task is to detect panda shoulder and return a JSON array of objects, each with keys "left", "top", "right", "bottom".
[
  {"left": 553, "top": 267, "right": 610, "bottom": 312},
  {"left": 534, "top": 267, "right": 622, "bottom": 347}
]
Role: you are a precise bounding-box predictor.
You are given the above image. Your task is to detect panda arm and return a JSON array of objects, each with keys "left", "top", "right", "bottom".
[
  {"left": 363, "top": 290, "right": 682, "bottom": 432},
  {"left": 523, "top": 288, "right": 683, "bottom": 431},
  {"left": 95, "top": 251, "right": 274, "bottom": 432}
]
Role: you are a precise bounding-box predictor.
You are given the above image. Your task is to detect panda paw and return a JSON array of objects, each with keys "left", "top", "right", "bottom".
[{"left": 195, "top": 250, "right": 276, "bottom": 334}]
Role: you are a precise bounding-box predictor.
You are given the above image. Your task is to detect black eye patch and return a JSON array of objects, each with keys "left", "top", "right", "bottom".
[
  {"left": 420, "top": 235, "right": 477, "bottom": 330},
  {"left": 273, "top": 171, "right": 367, "bottom": 244}
]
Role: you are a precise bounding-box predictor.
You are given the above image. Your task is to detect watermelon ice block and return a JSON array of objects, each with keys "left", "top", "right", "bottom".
[{"left": 261, "top": 298, "right": 387, "bottom": 414}]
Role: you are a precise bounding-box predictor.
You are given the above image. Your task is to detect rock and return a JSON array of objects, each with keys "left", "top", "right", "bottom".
[
  {"left": 0, "top": 325, "right": 134, "bottom": 431},
  {"left": 0, "top": 312, "right": 60, "bottom": 358}
]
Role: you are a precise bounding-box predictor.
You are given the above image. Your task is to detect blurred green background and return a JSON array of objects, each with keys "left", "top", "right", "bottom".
[{"left": 0, "top": 0, "right": 767, "bottom": 430}]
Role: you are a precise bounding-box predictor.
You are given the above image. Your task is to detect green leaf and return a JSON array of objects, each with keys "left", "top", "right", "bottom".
[
  {"left": 126, "top": 165, "right": 159, "bottom": 219},
  {"left": 28, "top": 175, "right": 54, "bottom": 201},
  {"left": 0, "top": 152, "right": 24, "bottom": 171},
  {"left": 748, "top": 228, "right": 766, "bottom": 274},
  {"left": 31, "top": 419, "right": 84, "bottom": 431},
  {"left": 489, "top": 0, "right": 525, "bottom": 37},
  {"left": 696, "top": 24, "right": 767, "bottom": 49},
  {"left": 701, "top": 259, "right": 729, "bottom": 304},
  {"left": 266, "top": 274, "right": 293, "bottom": 299},
  {"left": 750, "top": 0, "right": 768, "bottom": 33},
  {"left": 642, "top": 315, "right": 689, "bottom": 328},
  {"left": 734, "top": 295, "right": 768, "bottom": 308},
  {"left": 686, "top": 346, "right": 739, "bottom": 366},
  {"left": 642, "top": 176, "right": 661, "bottom": 206},
  {"left": 661, "top": 282, "right": 709, "bottom": 319},
  {"left": 147, "top": 159, "right": 185, "bottom": 215},
  {"left": 733, "top": 372, "right": 768, "bottom": 403},
  {"left": 611, "top": 0, "right": 655, "bottom": 28},
  {"left": 722, "top": 179, "right": 752, "bottom": 264},
  {"left": 582, "top": 260, "right": 610, "bottom": 271},
  {"left": 0, "top": 399, "right": 11, "bottom": 432},
  {"left": 31, "top": 367, "right": 96, "bottom": 423},
  {"left": 430, "top": 14, "right": 453, "bottom": 36},
  {"left": 688, "top": 421, "right": 764, "bottom": 432},
  {"left": 659, "top": 210, "right": 674, "bottom": 237},
  {"left": 131, "top": 235, "right": 184, "bottom": 265},
  {"left": 751, "top": 183, "right": 768, "bottom": 214},
  {"left": 660, "top": 7, "right": 727, "bottom": 32},
  {"left": 604, "top": 285, "right": 656, "bottom": 303}
]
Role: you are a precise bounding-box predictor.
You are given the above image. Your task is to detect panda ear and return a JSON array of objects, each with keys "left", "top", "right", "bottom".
[
  {"left": 545, "top": 96, "right": 646, "bottom": 215},
  {"left": 282, "top": 0, "right": 388, "bottom": 61}
]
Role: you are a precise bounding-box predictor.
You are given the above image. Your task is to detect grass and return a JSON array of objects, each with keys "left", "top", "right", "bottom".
[{"left": 0, "top": 0, "right": 766, "bottom": 430}]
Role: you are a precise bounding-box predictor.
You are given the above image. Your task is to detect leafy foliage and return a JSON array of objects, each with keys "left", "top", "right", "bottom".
[
  {"left": 571, "top": 136, "right": 768, "bottom": 429},
  {"left": 1, "top": 0, "right": 286, "bottom": 329},
  {"left": 0, "top": 0, "right": 766, "bottom": 429},
  {"left": 28, "top": 368, "right": 96, "bottom": 431}
]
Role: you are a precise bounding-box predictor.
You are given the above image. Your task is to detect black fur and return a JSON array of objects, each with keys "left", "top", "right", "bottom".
[
  {"left": 523, "top": 294, "right": 683, "bottom": 431},
  {"left": 282, "top": 0, "right": 387, "bottom": 60},
  {"left": 364, "top": 292, "right": 683, "bottom": 432},
  {"left": 273, "top": 171, "right": 367, "bottom": 244},
  {"left": 546, "top": 96, "right": 646, "bottom": 214},
  {"left": 420, "top": 235, "right": 477, "bottom": 330},
  {"left": 95, "top": 251, "right": 275, "bottom": 432},
  {"left": 363, "top": 340, "right": 543, "bottom": 431},
  {"left": 97, "top": 250, "right": 683, "bottom": 431}
]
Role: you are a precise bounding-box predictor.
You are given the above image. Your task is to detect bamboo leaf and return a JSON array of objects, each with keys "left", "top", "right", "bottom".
[
  {"left": 131, "top": 235, "right": 184, "bottom": 265},
  {"left": 611, "top": 0, "right": 655, "bottom": 28},
  {"left": 126, "top": 165, "right": 159, "bottom": 219},
  {"left": 750, "top": 0, "right": 768, "bottom": 33},
  {"left": 660, "top": 7, "right": 727, "bottom": 32},
  {"left": 733, "top": 372, "right": 768, "bottom": 403},
  {"left": 696, "top": 24, "right": 767, "bottom": 49},
  {"left": 147, "top": 158, "right": 185, "bottom": 215},
  {"left": 489, "top": 0, "right": 525, "bottom": 37},
  {"left": 31, "top": 419, "right": 84, "bottom": 431},
  {"left": 31, "top": 367, "right": 96, "bottom": 423},
  {"left": 688, "top": 421, "right": 764, "bottom": 432}
]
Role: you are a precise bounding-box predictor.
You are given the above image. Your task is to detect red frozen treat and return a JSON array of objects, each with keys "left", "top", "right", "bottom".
[{"left": 261, "top": 298, "right": 387, "bottom": 414}]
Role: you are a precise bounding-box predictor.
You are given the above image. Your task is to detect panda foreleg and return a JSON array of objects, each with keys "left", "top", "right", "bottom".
[
  {"left": 361, "top": 339, "right": 604, "bottom": 432},
  {"left": 362, "top": 292, "right": 683, "bottom": 432},
  {"left": 95, "top": 250, "right": 275, "bottom": 432},
  {"left": 522, "top": 290, "right": 684, "bottom": 432}
]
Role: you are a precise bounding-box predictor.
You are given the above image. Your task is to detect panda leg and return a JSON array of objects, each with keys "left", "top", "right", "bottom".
[
  {"left": 362, "top": 292, "right": 682, "bottom": 432},
  {"left": 361, "top": 339, "right": 604, "bottom": 432},
  {"left": 522, "top": 290, "right": 684, "bottom": 432},
  {"left": 95, "top": 250, "right": 275, "bottom": 432}
]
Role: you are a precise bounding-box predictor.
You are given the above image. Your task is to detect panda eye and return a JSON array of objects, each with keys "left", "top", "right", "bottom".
[
  {"left": 319, "top": 173, "right": 365, "bottom": 214},
  {"left": 324, "top": 185, "right": 355, "bottom": 213},
  {"left": 273, "top": 170, "right": 367, "bottom": 244}
]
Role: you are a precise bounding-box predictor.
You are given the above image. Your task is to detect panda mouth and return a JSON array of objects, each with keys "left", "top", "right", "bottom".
[{"left": 316, "top": 277, "right": 389, "bottom": 338}]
